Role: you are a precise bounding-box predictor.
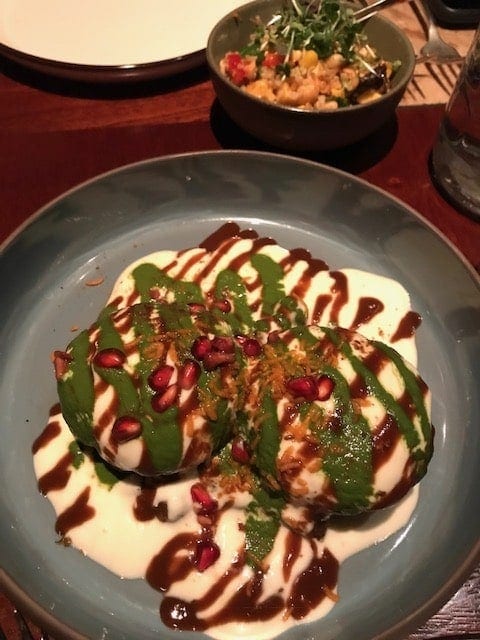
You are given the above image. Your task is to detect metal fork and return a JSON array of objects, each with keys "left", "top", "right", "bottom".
[
  {"left": 354, "top": 0, "right": 404, "bottom": 23},
  {"left": 417, "top": 0, "right": 463, "bottom": 63}
]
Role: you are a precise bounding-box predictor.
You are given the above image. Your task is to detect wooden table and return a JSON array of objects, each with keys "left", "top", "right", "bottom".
[{"left": 1, "top": 32, "right": 479, "bottom": 640}]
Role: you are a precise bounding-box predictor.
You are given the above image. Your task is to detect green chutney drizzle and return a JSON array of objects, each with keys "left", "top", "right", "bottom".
[{"left": 55, "top": 239, "right": 432, "bottom": 565}]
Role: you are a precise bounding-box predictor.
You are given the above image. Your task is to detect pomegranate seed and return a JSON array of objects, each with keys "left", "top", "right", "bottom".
[
  {"left": 111, "top": 416, "right": 142, "bottom": 443},
  {"left": 242, "top": 338, "right": 262, "bottom": 357},
  {"left": 316, "top": 374, "right": 335, "bottom": 401},
  {"left": 148, "top": 364, "right": 174, "bottom": 392},
  {"left": 53, "top": 350, "right": 72, "bottom": 380},
  {"left": 203, "top": 351, "right": 236, "bottom": 371},
  {"left": 231, "top": 437, "right": 250, "bottom": 464},
  {"left": 178, "top": 359, "right": 201, "bottom": 390},
  {"left": 190, "top": 483, "right": 218, "bottom": 514},
  {"left": 151, "top": 383, "right": 179, "bottom": 413},
  {"left": 286, "top": 376, "right": 318, "bottom": 402},
  {"left": 191, "top": 335, "right": 212, "bottom": 360},
  {"left": 188, "top": 302, "right": 206, "bottom": 314},
  {"left": 211, "top": 336, "right": 235, "bottom": 353},
  {"left": 212, "top": 298, "right": 231, "bottom": 313},
  {"left": 93, "top": 348, "right": 126, "bottom": 368},
  {"left": 193, "top": 540, "right": 220, "bottom": 572}
]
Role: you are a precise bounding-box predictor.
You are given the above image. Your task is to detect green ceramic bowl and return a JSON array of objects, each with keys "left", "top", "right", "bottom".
[{"left": 206, "top": 0, "right": 415, "bottom": 151}]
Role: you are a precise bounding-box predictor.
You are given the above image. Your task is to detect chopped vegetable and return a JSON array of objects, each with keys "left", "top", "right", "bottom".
[{"left": 220, "top": 0, "right": 400, "bottom": 110}]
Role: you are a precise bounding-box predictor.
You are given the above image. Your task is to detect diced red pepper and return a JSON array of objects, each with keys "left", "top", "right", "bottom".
[
  {"left": 262, "top": 51, "right": 284, "bottom": 68},
  {"left": 225, "top": 52, "right": 248, "bottom": 86},
  {"left": 225, "top": 52, "right": 242, "bottom": 69}
]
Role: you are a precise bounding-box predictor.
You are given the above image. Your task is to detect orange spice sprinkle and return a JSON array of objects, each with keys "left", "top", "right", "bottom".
[
  {"left": 323, "top": 586, "right": 339, "bottom": 602},
  {"left": 85, "top": 276, "right": 105, "bottom": 287}
]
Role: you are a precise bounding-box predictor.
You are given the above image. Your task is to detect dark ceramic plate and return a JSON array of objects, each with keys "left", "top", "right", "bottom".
[
  {"left": 0, "top": 0, "right": 241, "bottom": 83},
  {"left": 0, "top": 40, "right": 206, "bottom": 83},
  {"left": 0, "top": 151, "right": 479, "bottom": 640}
]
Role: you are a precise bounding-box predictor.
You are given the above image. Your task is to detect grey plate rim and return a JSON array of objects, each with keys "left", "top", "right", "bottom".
[{"left": 2, "top": 150, "right": 478, "bottom": 281}]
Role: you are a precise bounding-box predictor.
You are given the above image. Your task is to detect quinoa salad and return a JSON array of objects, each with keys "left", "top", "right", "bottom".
[{"left": 220, "top": 0, "right": 401, "bottom": 110}]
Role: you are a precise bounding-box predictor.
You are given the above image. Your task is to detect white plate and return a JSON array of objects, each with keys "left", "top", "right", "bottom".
[{"left": 0, "top": 0, "right": 242, "bottom": 82}]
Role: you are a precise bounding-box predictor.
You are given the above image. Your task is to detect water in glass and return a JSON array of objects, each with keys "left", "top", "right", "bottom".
[{"left": 431, "top": 25, "right": 480, "bottom": 220}]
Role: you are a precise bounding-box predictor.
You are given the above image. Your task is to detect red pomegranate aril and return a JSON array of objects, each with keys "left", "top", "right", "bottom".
[
  {"left": 93, "top": 348, "right": 126, "bottom": 368},
  {"left": 191, "top": 336, "right": 212, "bottom": 360},
  {"left": 203, "top": 351, "right": 236, "bottom": 371},
  {"left": 178, "top": 360, "right": 201, "bottom": 390},
  {"left": 211, "top": 336, "right": 235, "bottom": 353},
  {"left": 148, "top": 364, "right": 174, "bottom": 392},
  {"left": 212, "top": 298, "right": 232, "bottom": 313},
  {"left": 193, "top": 540, "right": 220, "bottom": 572},
  {"left": 231, "top": 437, "right": 250, "bottom": 464},
  {"left": 286, "top": 376, "right": 318, "bottom": 402},
  {"left": 242, "top": 338, "right": 262, "bottom": 357},
  {"left": 190, "top": 483, "right": 218, "bottom": 514},
  {"left": 316, "top": 374, "right": 335, "bottom": 401},
  {"left": 151, "top": 384, "right": 179, "bottom": 413},
  {"left": 111, "top": 416, "right": 142, "bottom": 443},
  {"left": 53, "top": 350, "right": 72, "bottom": 380},
  {"left": 188, "top": 302, "right": 206, "bottom": 314}
]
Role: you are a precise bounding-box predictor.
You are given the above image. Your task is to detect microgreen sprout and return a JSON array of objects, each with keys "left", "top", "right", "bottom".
[{"left": 257, "top": 0, "right": 365, "bottom": 62}]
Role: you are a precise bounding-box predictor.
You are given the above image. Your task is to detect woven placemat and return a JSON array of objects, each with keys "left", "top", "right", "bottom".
[{"left": 377, "top": 0, "right": 475, "bottom": 105}]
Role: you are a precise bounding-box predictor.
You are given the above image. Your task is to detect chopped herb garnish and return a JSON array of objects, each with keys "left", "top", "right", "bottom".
[
  {"left": 261, "top": 0, "right": 365, "bottom": 61},
  {"left": 245, "top": 483, "right": 286, "bottom": 567},
  {"left": 94, "top": 459, "right": 126, "bottom": 488},
  {"left": 68, "top": 440, "right": 85, "bottom": 469}
]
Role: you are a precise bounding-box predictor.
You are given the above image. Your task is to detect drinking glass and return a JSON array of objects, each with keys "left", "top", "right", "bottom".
[{"left": 430, "top": 24, "right": 480, "bottom": 221}]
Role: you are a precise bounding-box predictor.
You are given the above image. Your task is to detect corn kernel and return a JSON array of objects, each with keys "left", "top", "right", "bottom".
[{"left": 300, "top": 49, "right": 318, "bottom": 69}]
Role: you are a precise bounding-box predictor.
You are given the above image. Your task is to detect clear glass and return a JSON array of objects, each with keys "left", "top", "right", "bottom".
[{"left": 430, "top": 24, "right": 480, "bottom": 221}]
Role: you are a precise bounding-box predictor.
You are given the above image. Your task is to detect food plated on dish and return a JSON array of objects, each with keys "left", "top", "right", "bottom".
[
  {"left": 1, "top": 151, "right": 478, "bottom": 640},
  {"left": 219, "top": 0, "right": 400, "bottom": 110},
  {"left": 34, "top": 222, "right": 434, "bottom": 639},
  {"left": 207, "top": 0, "right": 415, "bottom": 150}
]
